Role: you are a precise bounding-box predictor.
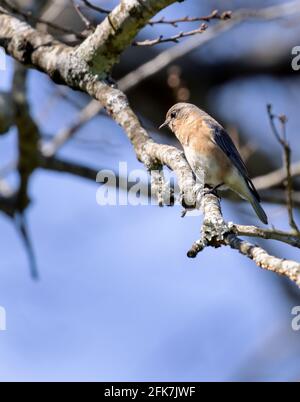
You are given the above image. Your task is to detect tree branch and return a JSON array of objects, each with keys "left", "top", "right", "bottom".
[
  {"left": 133, "top": 23, "right": 208, "bottom": 46},
  {"left": 253, "top": 161, "right": 300, "bottom": 191},
  {"left": 187, "top": 193, "right": 300, "bottom": 288},
  {"left": 267, "top": 104, "right": 299, "bottom": 233},
  {"left": 232, "top": 224, "right": 300, "bottom": 248},
  {"left": 74, "top": 0, "right": 177, "bottom": 75}
]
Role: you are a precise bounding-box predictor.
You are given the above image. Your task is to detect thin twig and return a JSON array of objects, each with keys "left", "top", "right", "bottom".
[
  {"left": 267, "top": 104, "right": 299, "bottom": 233},
  {"left": 133, "top": 23, "right": 208, "bottom": 46},
  {"left": 148, "top": 9, "right": 232, "bottom": 26},
  {"left": 134, "top": 0, "right": 300, "bottom": 47},
  {"left": 2, "top": 0, "right": 86, "bottom": 39},
  {"left": 71, "top": 0, "right": 95, "bottom": 30},
  {"left": 14, "top": 212, "right": 39, "bottom": 280},
  {"left": 81, "top": 0, "right": 110, "bottom": 14}
]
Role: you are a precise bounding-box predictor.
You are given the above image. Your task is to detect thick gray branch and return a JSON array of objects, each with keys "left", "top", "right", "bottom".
[
  {"left": 87, "top": 81, "right": 196, "bottom": 205},
  {"left": 75, "top": 0, "right": 176, "bottom": 75}
]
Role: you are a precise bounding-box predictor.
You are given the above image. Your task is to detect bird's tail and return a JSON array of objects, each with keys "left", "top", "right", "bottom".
[
  {"left": 249, "top": 195, "right": 268, "bottom": 225},
  {"left": 244, "top": 178, "right": 268, "bottom": 224},
  {"left": 227, "top": 172, "right": 268, "bottom": 224}
]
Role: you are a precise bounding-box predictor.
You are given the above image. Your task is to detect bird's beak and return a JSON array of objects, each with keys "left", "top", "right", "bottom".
[{"left": 159, "top": 119, "right": 169, "bottom": 130}]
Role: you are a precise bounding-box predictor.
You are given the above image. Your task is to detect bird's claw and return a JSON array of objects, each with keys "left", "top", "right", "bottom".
[{"left": 203, "top": 187, "right": 220, "bottom": 197}]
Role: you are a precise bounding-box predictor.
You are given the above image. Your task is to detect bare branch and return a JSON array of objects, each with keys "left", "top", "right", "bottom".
[
  {"left": 267, "top": 104, "right": 299, "bottom": 233},
  {"left": 187, "top": 192, "right": 300, "bottom": 288},
  {"left": 0, "top": 91, "right": 14, "bottom": 134},
  {"left": 75, "top": 0, "right": 177, "bottom": 75},
  {"left": 253, "top": 161, "right": 300, "bottom": 191},
  {"left": 12, "top": 62, "right": 39, "bottom": 211},
  {"left": 259, "top": 189, "right": 300, "bottom": 207},
  {"left": 133, "top": 23, "right": 208, "bottom": 46},
  {"left": 134, "top": 0, "right": 300, "bottom": 46},
  {"left": 71, "top": 0, "right": 95, "bottom": 31},
  {"left": 226, "top": 234, "right": 300, "bottom": 287},
  {"left": 41, "top": 100, "right": 102, "bottom": 157},
  {"left": 14, "top": 213, "right": 39, "bottom": 280},
  {"left": 232, "top": 224, "right": 300, "bottom": 248},
  {"left": 1, "top": 0, "right": 86, "bottom": 39},
  {"left": 148, "top": 9, "right": 232, "bottom": 26},
  {"left": 82, "top": 0, "right": 110, "bottom": 15}
]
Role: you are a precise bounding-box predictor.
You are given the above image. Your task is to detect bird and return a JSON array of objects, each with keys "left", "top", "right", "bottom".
[{"left": 159, "top": 102, "right": 268, "bottom": 224}]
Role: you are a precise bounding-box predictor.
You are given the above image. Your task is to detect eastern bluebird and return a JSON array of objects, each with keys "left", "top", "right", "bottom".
[{"left": 159, "top": 102, "right": 268, "bottom": 224}]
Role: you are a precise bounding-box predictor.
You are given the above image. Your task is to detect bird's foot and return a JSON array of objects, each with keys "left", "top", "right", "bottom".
[
  {"left": 180, "top": 183, "right": 223, "bottom": 217},
  {"left": 202, "top": 183, "right": 224, "bottom": 198}
]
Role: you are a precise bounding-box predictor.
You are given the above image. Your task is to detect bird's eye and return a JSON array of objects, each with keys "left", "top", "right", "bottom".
[{"left": 170, "top": 111, "right": 177, "bottom": 119}]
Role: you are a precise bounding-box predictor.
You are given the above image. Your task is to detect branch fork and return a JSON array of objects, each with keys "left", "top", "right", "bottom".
[{"left": 187, "top": 192, "right": 300, "bottom": 288}]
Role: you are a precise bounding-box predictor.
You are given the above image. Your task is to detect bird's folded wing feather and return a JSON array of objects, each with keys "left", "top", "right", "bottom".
[{"left": 208, "top": 122, "right": 260, "bottom": 201}]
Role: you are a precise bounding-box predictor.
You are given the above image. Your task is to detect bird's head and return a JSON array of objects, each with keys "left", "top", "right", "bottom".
[{"left": 159, "top": 102, "right": 198, "bottom": 132}]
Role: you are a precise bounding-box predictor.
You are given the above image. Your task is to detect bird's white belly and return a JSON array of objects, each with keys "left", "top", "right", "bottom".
[{"left": 184, "top": 147, "right": 221, "bottom": 186}]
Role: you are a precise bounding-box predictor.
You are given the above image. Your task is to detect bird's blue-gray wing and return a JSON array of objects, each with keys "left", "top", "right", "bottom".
[{"left": 208, "top": 122, "right": 260, "bottom": 201}]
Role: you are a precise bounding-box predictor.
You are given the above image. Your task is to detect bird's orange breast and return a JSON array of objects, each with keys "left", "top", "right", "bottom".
[{"left": 174, "top": 114, "right": 232, "bottom": 184}]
